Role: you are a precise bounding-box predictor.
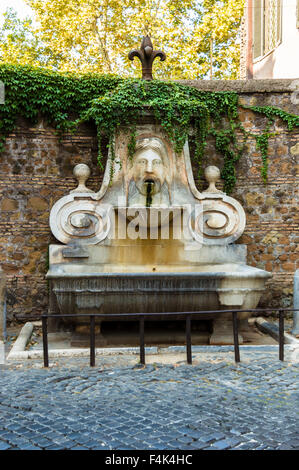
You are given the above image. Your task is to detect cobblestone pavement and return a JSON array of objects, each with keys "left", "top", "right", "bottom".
[{"left": 0, "top": 347, "right": 298, "bottom": 451}]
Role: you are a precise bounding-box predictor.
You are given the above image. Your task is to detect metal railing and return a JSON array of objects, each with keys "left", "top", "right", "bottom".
[{"left": 39, "top": 308, "right": 299, "bottom": 368}]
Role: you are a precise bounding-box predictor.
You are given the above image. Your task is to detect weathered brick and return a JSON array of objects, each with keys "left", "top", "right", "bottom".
[
  {"left": 27, "top": 197, "right": 48, "bottom": 211},
  {"left": 281, "top": 262, "right": 295, "bottom": 271},
  {"left": 1, "top": 198, "right": 18, "bottom": 211}
]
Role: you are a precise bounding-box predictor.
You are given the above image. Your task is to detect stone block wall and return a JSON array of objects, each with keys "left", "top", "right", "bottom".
[{"left": 0, "top": 79, "right": 298, "bottom": 321}]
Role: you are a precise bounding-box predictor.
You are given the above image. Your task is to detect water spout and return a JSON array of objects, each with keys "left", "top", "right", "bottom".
[{"left": 145, "top": 180, "right": 154, "bottom": 207}]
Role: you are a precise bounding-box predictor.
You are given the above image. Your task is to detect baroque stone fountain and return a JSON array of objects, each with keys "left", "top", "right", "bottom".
[{"left": 46, "top": 37, "right": 271, "bottom": 344}]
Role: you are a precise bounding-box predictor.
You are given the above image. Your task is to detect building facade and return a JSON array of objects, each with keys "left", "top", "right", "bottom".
[{"left": 244, "top": 0, "right": 299, "bottom": 79}]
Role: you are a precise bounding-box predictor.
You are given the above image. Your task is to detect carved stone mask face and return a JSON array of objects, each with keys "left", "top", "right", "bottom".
[{"left": 133, "top": 148, "right": 166, "bottom": 196}]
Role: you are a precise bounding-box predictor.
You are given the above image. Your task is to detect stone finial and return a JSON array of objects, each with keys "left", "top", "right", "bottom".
[
  {"left": 128, "top": 35, "right": 166, "bottom": 80},
  {"left": 203, "top": 166, "right": 223, "bottom": 193},
  {"left": 70, "top": 164, "right": 93, "bottom": 193}
]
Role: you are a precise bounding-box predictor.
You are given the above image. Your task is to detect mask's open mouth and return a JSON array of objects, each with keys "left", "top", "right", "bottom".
[
  {"left": 135, "top": 176, "right": 162, "bottom": 199},
  {"left": 142, "top": 177, "right": 159, "bottom": 193}
]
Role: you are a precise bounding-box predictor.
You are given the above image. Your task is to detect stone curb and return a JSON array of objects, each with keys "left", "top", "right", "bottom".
[
  {"left": 6, "top": 318, "right": 299, "bottom": 362},
  {"left": 7, "top": 346, "right": 157, "bottom": 360},
  {"left": 6, "top": 344, "right": 296, "bottom": 361},
  {"left": 255, "top": 317, "right": 299, "bottom": 346}
]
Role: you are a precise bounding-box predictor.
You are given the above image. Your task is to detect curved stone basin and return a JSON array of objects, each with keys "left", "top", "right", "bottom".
[{"left": 47, "top": 262, "right": 271, "bottom": 321}]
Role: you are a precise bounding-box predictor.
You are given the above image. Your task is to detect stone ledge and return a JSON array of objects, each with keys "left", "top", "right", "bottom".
[
  {"left": 175, "top": 79, "right": 296, "bottom": 93},
  {"left": 6, "top": 322, "right": 33, "bottom": 359},
  {"left": 255, "top": 317, "right": 299, "bottom": 345}
]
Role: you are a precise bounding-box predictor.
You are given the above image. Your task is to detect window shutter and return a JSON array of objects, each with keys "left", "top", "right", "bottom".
[
  {"left": 253, "top": 0, "right": 264, "bottom": 58},
  {"left": 277, "top": 0, "right": 282, "bottom": 43},
  {"left": 264, "top": 0, "right": 282, "bottom": 55}
]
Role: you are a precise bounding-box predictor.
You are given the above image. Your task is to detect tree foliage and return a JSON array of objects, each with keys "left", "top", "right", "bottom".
[
  {"left": 0, "top": 0, "right": 245, "bottom": 79},
  {"left": 0, "top": 8, "right": 48, "bottom": 67}
]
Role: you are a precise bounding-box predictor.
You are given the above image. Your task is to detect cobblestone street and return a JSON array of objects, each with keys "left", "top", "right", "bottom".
[{"left": 0, "top": 347, "right": 298, "bottom": 451}]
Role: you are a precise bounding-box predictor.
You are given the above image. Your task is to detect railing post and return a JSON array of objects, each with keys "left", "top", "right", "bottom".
[
  {"left": 139, "top": 316, "right": 145, "bottom": 365},
  {"left": 232, "top": 312, "right": 240, "bottom": 363},
  {"left": 42, "top": 315, "right": 49, "bottom": 368},
  {"left": 279, "top": 310, "right": 284, "bottom": 362},
  {"left": 90, "top": 315, "right": 95, "bottom": 367},
  {"left": 186, "top": 315, "right": 192, "bottom": 364}
]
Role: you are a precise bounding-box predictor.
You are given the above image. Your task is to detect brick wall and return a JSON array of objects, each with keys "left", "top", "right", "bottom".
[{"left": 0, "top": 80, "right": 298, "bottom": 321}]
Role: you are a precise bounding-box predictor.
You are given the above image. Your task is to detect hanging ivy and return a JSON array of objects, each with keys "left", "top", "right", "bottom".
[{"left": 0, "top": 64, "right": 298, "bottom": 194}]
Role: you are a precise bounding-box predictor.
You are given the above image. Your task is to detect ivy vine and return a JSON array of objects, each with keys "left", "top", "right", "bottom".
[{"left": 0, "top": 64, "right": 298, "bottom": 194}]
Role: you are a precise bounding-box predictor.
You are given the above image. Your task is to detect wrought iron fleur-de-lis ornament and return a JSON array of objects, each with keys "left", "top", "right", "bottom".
[{"left": 128, "top": 35, "right": 166, "bottom": 80}]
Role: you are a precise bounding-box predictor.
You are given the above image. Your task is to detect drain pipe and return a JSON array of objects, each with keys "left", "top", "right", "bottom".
[{"left": 146, "top": 180, "right": 154, "bottom": 208}]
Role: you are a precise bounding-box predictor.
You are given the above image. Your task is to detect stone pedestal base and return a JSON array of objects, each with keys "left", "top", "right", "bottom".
[
  {"left": 209, "top": 318, "right": 243, "bottom": 345},
  {"left": 72, "top": 323, "right": 107, "bottom": 347},
  {"left": 239, "top": 318, "right": 251, "bottom": 333},
  {"left": 75, "top": 323, "right": 102, "bottom": 335}
]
